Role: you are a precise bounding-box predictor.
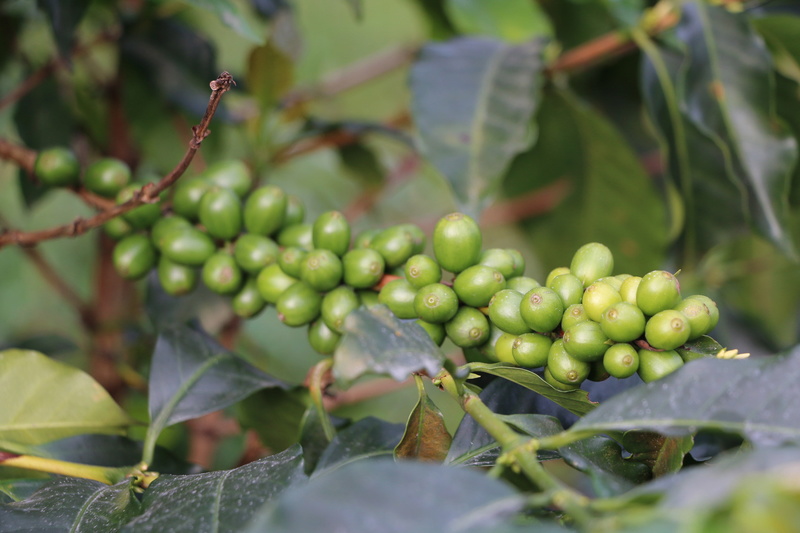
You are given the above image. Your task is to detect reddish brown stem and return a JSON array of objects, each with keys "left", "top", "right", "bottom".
[
  {"left": 372, "top": 273, "right": 402, "bottom": 291},
  {"left": 0, "top": 72, "right": 235, "bottom": 249}
]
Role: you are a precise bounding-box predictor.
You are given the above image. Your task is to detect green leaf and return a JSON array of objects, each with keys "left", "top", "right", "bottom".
[
  {"left": 622, "top": 431, "right": 694, "bottom": 477},
  {"left": 676, "top": 3, "right": 798, "bottom": 256},
  {"left": 333, "top": 306, "right": 446, "bottom": 388},
  {"left": 237, "top": 387, "right": 310, "bottom": 454},
  {"left": 36, "top": 0, "right": 91, "bottom": 61},
  {"left": 180, "top": 0, "right": 264, "bottom": 43},
  {"left": 314, "top": 417, "right": 404, "bottom": 476},
  {"left": 394, "top": 376, "right": 452, "bottom": 461},
  {"left": 298, "top": 405, "right": 349, "bottom": 475},
  {"left": 0, "top": 350, "right": 132, "bottom": 449},
  {"left": 444, "top": 0, "right": 552, "bottom": 42},
  {"left": 571, "top": 346, "right": 800, "bottom": 446},
  {"left": 467, "top": 363, "right": 597, "bottom": 417},
  {"left": 752, "top": 15, "right": 800, "bottom": 85},
  {"left": 0, "top": 477, "right": 140, "bottom": 531},
  {"left": 560, "top": 435, "right": 652, "bottom": 497},
  {"left": 676, "top": 335, "right": 724, "bottom": 363},
  {"left": 247, "top": 40, "right": 294, "bottom": 110},
  {"left": 410, "top": 37, "right": 547, "bottom": 216},
  {"left": 244, "top": 459, "right": 525, "bottom": 533},
  {"left": 14, "top": 78, "right": 74, "bottom": 150},
  {"left": 122, "top": 445, "right": 305, "bottom": 532},
  {"left": 0, "top": 479, "right": 48, "bottom": 504},
  {"left": 143, "top": 325, "right": 286, "bottom": 464},
  {"left": 520, "top": 89, "right": 667, "bottom": 275}
]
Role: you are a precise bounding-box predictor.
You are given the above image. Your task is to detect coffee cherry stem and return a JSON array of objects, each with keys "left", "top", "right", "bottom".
[
  {"left": 372, "top": 273, "right": 403, "bottom": 291},
  {"left": 634, "top": 338, "right": 666, "bottom": 352},
  {"left": 308, "top": 358, "right": 336, "bottom": 442}
]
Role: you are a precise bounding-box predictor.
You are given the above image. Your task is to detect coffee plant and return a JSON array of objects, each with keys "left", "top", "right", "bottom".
[{"left": 1, "top": 0, "right": 800, "bottom": 531}]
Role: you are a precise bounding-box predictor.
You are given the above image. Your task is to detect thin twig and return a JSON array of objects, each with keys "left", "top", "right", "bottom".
[{"left": 0, "top": 72, "right": 235, "bottom": 249}]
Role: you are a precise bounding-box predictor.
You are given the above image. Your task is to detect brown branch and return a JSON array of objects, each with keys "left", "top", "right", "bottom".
[
  {"left": 0, "top": 72, "right": 236, "bottom": 249},
  {"left": 0, "top": 139, "right": 36, "bottom": 173}
]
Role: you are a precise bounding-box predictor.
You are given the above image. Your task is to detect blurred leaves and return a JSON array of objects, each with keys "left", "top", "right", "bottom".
[
  {"left": 411, "top": 37, "right": 547, "bottom": 216},
  {"left": 247, "top": 40, "right": 294, "bottom": 110},
  {"left": 180, "top": 0, "right": 264, "bottom": 44},
  {"left": 35, "top": 0, "right": 91, "bottom": 61},
  {"left": 444, "top": 0, "right": 553, "bottom": 42}
]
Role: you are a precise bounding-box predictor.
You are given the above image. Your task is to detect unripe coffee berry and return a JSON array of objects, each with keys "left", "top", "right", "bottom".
[
  {"left": 512, "top": 333, "right": 551, "bottom": 368},
  {"left": 113, "top": 234, "right": 156, "bottom": 280},
  {"left": 234, "top": 234, "right": 280, "bottom": 274},
  {"left": 637, "top": 270, "right": 681, "bottom": 316},
  {"left": 199, "top": 187, "right": 242, "bottom": 240},
  {"left": 232, "top": 278, "right": 266, "bottom": 318},
  {"left": 637, "top": 348, "right": 684, "bottom": 383},
  {"left": 35, "top": 147, "right": 79, "bottom": 187},
  {"left": 570, "top": 242, "right": 614, "bottom": 287},
  {"left": 321, "top": 286, "right": 360, "bottom": 333},
  {"left": 243, "top": 185, "right": 287, "bottom": 236},
  {"left": 603, "top": 343, "right": 639, "bottom": 379},
  {"left": 453, "top": 265, "right": 506, "bottom": 307},
  {"left": 378, "top": 278, "right": 418, "bottom": 319},
  {"left": 202, "top": 252, "right": 243, "bottom": 294},
  {"left": 519, "top": 286, "right": 564, "bottom": 333},
  {"left": 600, "top": 302, "right": 646, "bottom": 343},
  {"left": 645, "top": 310, "right": 690, "bottom": 350},
  {"left": 488, "top": 289, "right": 529, "bottom": 335},
  {"left": 276, "top": 281, "right": 322, "bottom": 327},
  {"left": 84, "top": 158, "right": 131, "bottom": 198},
  {"left": 404, "top": 254, "right": 442, "bottom": 290},
  {"left": 562, "top": 321, "right": 610, "bottom": 362},
  {"left": 257, "top": 263, "right": 298, "bottom": 304},
  {"left": 433, "top": 212, "right": 482, "bottom": 274},
  {"left": 313, "top": 210, "right": 351, "bottom": 256},
  {"left": 414, "top": 283, "right": 459, "bottom": 324},
  {"left": 343, "top": 248, "right": 385, "bottom": 288},
  {"left": 157, "top": 256, "right": 197, "bottom": 296},
  {"left": 301, "top": 249, "right": 343, "bottom": 292},
  {"left": 445, "top": 306, "right": 490, "bottom": 348}
]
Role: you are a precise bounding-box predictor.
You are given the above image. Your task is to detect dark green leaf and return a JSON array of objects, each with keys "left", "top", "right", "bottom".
[
  {"left": 0, "top": 477, "right": 140, "bottom": 532},
  {"left": 676, "top": 3, "right": 798, "bottom": 256},
  {"left": 444, "top": 0, "right": 552, "bottom": 42},
  {"left": 333, "top": 306, "right": 446, "bottom": 387},
  {"left": 144, "top": 325, "right": 286, "bottom": 460},
  {"left": 237, "top": 387, "right": 310, "bottom": 454},
  {"left": 36, "top": 0, "right": 91, "bottom": 61},
  {"left": 622, "top": 431, "right": 694, "bottom": 477},
  {"left": 395, "top": 377, "right": 452, "bottom": 461},
  {"left": 122, "top": 445, "right": 305, "bottom": 532},
  {"left": 247, "top": 40, "right": 294, "bottom": 110},
  {"left": 572, "top": 346, "right": 800, "bottom": 446},
  {"left": 252, "top": 0, "right": 290, "bottom": 19},
  {"left": 563, "top": 0, "right": 644, "bottom": 27},
  {"left": 676, "top": 335, "right": 723, "bottom": 362},
  {"left": 339, "top": 143, "right": 385, "bottom": 186},
  {"left": 244, "top": 459, "right": 525, "bottom": 533},
  {"left": 562, "top": 436, "right": 652, "bottom": 497},
  {"left": 468, "top": 363, "right": 597, "bottom": 417},
  {"left": 14, "top": 78, "right": 74, "bottom": 150},
  {"left": 298, "top": 406, "right": 349, "bottom": 475},
  {"left": 314, "top": 417, "right": 404, "bottom": 476},
  {"left": 17, "top": 168, "right": 50, "bottom": 210},
  {"left": 752, "top": 15, "right": 800, "bottom": 85},
  {"left": 0, "top": 479, "right": 48, "bottom": 504},
  {"left": 410, "top": 37, "right": 547, "bottom": 215},
  {"left": 0, "top": 350, "right": 132, "bottom": 450},
  {"left": 180, "top": 0, "right": 264, "bottom": 43}
]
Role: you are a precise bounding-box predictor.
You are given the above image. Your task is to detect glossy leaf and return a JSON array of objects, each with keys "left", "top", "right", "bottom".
[
  {"left": 144, "top": 325, "right": 286, "bottom": 462},
  {"left": 314, "top": 417, "right": 403, "bottom": 476},
  {"left": 676, "top": 2, "right": 798, "bottom": 256},
  {"left": 237, "top": 387, "right": 309, "bottom": 454},
  {"left": 467, "top": 363, "right": 597, "bottom": 417},
  {"left": 298, "top": 406, "right": 349, "bottom": 475},
  {"left": 622, "top": 431, "right": 694, "bottom": 478},
  {"left": 0, "top": 477, "right": 140, "bottom": 532},
  {"left": 571, "top": 345, "right": 800, "bottom": 446},
  {"left": 444, "top": 0, "right": 552, "bottom": 42},
  {"left": 122, "top": 445, "right": 305, "bottom": 532},
  {"left": 395, "top": 376, "right": 452, "bottom": 461},
  {"left": 333, "top": 306, "right": 445, "bottom": 387},
  {"left": 560, "top": 435, "right": 652, "bottom": 497},
  {"left": 0, "top": 479, "right": 47, "bottom": 504},
  {"left": 181, "top": 0, "right": 264, "bottom": 43},
  {"left": 36, "top": 0, "right": 91, "bottom": 61},
  {"left": 411, "top": 37, "right": 546, "bottom": 215},
  {"left": 0, "top": 350, "right": 132, "bottom": 449},
  {"left": 244, "top": 459, "right": 525, "bottom": 533}
]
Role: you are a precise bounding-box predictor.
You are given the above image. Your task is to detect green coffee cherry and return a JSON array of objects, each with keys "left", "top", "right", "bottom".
[
  {"left": 357, "top": 289, "right": 381, "bottom": 308},
  {"left": 637, "top": 348, "right": 684, "bottom": 383},
  {"left": 151, "top": 216, "right": 193, "bottom": 250},
  {"left": 596, "top": 276, "right": 623, "bottom": 291},
  {"left": 570, "top": 242, "right": 614, "bottom": 287},
  {"left": 243, "top": 185, "right": 287, "bottom": 236},
  {"left": 544, "top": 366, "right": 581, "bottom": 391},
  {"left": 160, "top": 227, "right": 215, "bottom": 266},
  {"left": 354, "top": 229, "right": 381, "bottom": 249},
  {"left": 414, "top": 283, "right": 459, "bottom": 324},
  {"left": 278, "top": 223, "right": 314, "bottom": 250},
  {"left": 619, "top": 276, "right": 642, "bottom": 305},
  {"left": 284, "top": 195, "right": 305, "bottom": 226},
  {"left": 562, "top": 320, "right": 610, "bottom": 362},
  {"left": 234, "top": 234, "right": 280, "bottom": 274},
  {"left": 257, "top": 263, "right": 298, "bottom": 304},
  {"left": 445, "top": 306, "right": 490, "bottom": 348},
  {"left": 547, "top": 339, "right": 590, "bottom": 386},
  {"left": 313, "top": 210, "right": 351, "bottom": 256},
  {"left": 494, "top": 332, "right": 518, "bottom": 364},
  {"left": 202, "top": 252, "right": 243, "bottom": 294},
  {"left": 35, "top": 147, "right": 79, "bottom": 187},
  {"left": 301, "top": 249, "right": 343, "bottom": 292},
  {"left": 545, "top": 267, "right": 571, "bottom": 287},
  {"left": 433, "top": 212, "right": 482, "bottom": 274},
  {"left": 645, "top": 310, "right": 690, "bottom": 350},
  {"left": 104, "top": 217, "right": 133, "bottom": 240},
  {"left": 506, "top": 249, "right": 526, "bottom": 278},
  {"left": 278, "top": 247, "right": 307, "bottom": 279},
  {"left": 561, "top": 304, "right": 589, "bottom": 331},
  {"left": 84, "top": 158, "right": 131, "bottom": 198},
  {"left": 342, "top": 248, "right": 385, "bottom": 288},
  {"left": 116, "top": 185, "right": 161, "bottom": 230},
  {"left": 404, "top": 254, "right": 442, "bottom": 290},
  {"left": 203, "top": 159, "right": 251, "bottom": 198},
  {"left": 512, "top": 333, "right": 551, "bottom": 368},
  {"left": 396, "top": 223, "right": 427, "bottom": 255},
  {"left": 199, "top": 187, "right": 242, "bottom": 240},
  {"left": 686, "top": 295, "right": 720, "bottom": 331},
  {"left": 548, "top": 273, "right": 584, "bottom": 308},
  {"left": 308, "top": 320, "right": 341, "bottom": 355},
  {"left": 276, "top": 281, "right": 322, "bottom": 327},
  {"left": 488, "top": 289, "right": 529, "bottom": 335},
  {"left": 415, "top": 319, "right": 446, "bottom": 346},
  {"left": 603, "top": 343, "right": 639, "bottom": 379},
  {"left": 600, "top": 302, "right": 646, "bottom": 343},
  {"left": 172, "top": 177, "right": 211, "bottom": 221},
  {"left": 637, "top": 270, "right": 681, "bottom": 316},
  {"left": 470, "top": 323, "right": 504, "bottom": 362},
  {"left": 453, "top": 265, "right": 506, "bottom": 307},
  {"left": 321, "top": 286, "right": 360, "bottom": 333},
  {"left": 674, "top": 298, "right": 712, "bottom": 340},
  {"left": 378, "top": 279, "right": 418, "bottom": 319},
  {"left": 232, "top": 278, "right": 266, "bottom": 318},
  {"left": 583, "top": 282, "right": 623, "bottom": 323},
  {"left": 519, "top": 287, "right": 564, "bottom": 333},
  {"left": 478, "top": 249, "right": 516, "bottom": 279},
  {"left": 157, "top": 256, "right": 197, "bottom": 296},
  {"left": 113, "top": 234, "right": 156, "bottom": 280},
  {"left": 506, "top": 276, "right": 541, "bottom": 294},
  {"left": 370, "top": 226, "right": 416, "bottom": 269}
]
